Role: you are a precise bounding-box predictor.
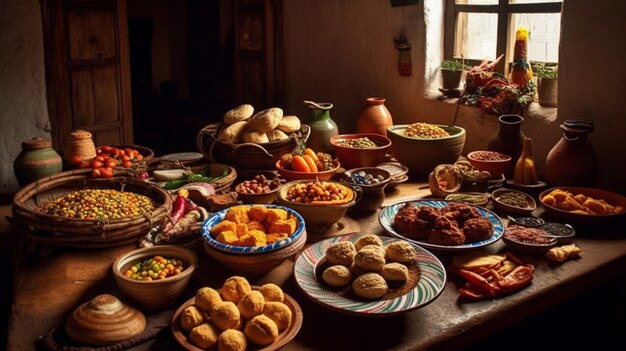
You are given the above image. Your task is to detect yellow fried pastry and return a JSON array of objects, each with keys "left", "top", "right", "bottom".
[
  {"left": 258, "top": 283, "right": 284, "bottom": 303},
  {"left": 244, "top": 315, "right": 279, "bottom": 346},
  {"left": 262, "top": 301, "right": 292, "bottom": 331},
  {"left": 545, "top": 243, "right": 582, "bottom": 262},
  {"left": 189, "top": 323, "right": 219, "bottom": 349},
  {"left": 180, "top": 305, "right": 204, "bottom": 331},
  {"left": 221, "top": 276, "right": 252, "bottom": 303},
  {"left": 195, "top": 287, "right": 222, "bottom": 312},
  {"left": 237, "top": 290, "right": 265, "bottom": 320},
  {"left": 211, "top": 301, "right": 241, "bottom": 331},
  {"left": 217, "top": 329, "right": 247, "bottom": 351}
]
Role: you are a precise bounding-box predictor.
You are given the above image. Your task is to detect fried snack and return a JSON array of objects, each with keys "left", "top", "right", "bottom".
[
  {"left": 225, "top": 206, "right": 250, "bottom": 224},
  {"left": 211, "top": 301, "right": 241, "bottom": 331},
  {"left": 359, "top": 244, "right": 386, "bottom": 258},
  {"left": 262, "top": 302, "right": 292, "bottom": 331},
  {"left": 352, "top": 273, "right": 388, "bottom": 299},
  {"left": 237, "top": 291, "right": 265, "bottom": 320},
  {"left": 215, "top": 230, "right": 239, "bottom": 245},
  {"left": 385, "top": 241, "right": 417, "bottom": 263},
  {"left": 246, "top": 220, "right": 265, "bottom": 232},
  {"left": 181, "top": 305, "right": 205, "bottom": 331},
  {"left": 266, "top": 232, "right": 289, "bottom": 244},
  {"left": 381, "top": 262, "right": 409, "bottom": 282},
  {"left": 452, "top": 252, "right": 507, "bottom": 270},
  {"left": 239, "top": 230, "right": 267, "bottom": 247},
  {"left": 244, "top": 315, "right": 279, "bottom": 346},
  {"left": 221, "top": 276, "right": 252, "bottom": 303},
  {"left": 265, "top": 208, "right": 288, "bottom": 223},
  {"left": 235, "top": 223, "right": 249, "bottom": 237},
  {"left": 223, "top": 104, "right": 254, "bottom": 124},
  {"left": 218, "top": 329, "right": 247, "bottom": 351},
  {"left": 267, "top": 218, "right": 297, "bottom": 235},
  {"left": 542, "top": 189, "right": 624, "bottom": 215},
  {"left": 248, "top": 206, "right": 269, "bottom": 222},
  {"left": 354, "top": 248, "right": 386, "bottom": 272},
  {"left": 195, "top": 287, "right": 222, "bottom": 313},
  {"left": 545, "top": 243, "right": 582, "bottom": 262},
  {"left": 189, "top": 323, "right": 219, "bottom": 349},
  {"left": 211, "top": 220, "right": 238, "bottom": 236},
  {"left": 322, "top": 265, "right": 353, "bottom": 287},
  {"left": 354, "top": 234, "right": 384, "bottom": 250},
  {"left": 325, "top": 241, "right": 357, "bottom": 266},
  {"left": 259, "top": 283, "right": 284, "bottom": 303}
]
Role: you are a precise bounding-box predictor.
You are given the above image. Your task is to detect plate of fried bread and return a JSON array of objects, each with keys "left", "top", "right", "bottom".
[
  {"left": 293, "top": 233, "right": 446, "bottom": 316},
  {"left": 378, "top": 200, "right": 505, "bottom": 252}
]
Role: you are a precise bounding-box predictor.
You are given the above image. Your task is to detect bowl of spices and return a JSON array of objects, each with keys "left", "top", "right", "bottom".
[
  {"left": 502, "top": 225, "right": 557, "bottom": 254},
  {"left": 113, "top": 245, "right": 197, "bottom": 311},
  {"left": 540, "top": 222, "right": 575, "bottom": 244},
  {"left": 445, "top": 192, "right": 490, "bottom": 207},
  {"left": 467, "top": 151, "right": 512, "bottom": 179},
  {"left": 330, "top": 133, "right": 391, "bottom": 169},
  {"left": 492, "top": 188, "right": 537, "bottom": 216},
  {"left": 342, "top": 167, "right": 392, "bottom": 213}
]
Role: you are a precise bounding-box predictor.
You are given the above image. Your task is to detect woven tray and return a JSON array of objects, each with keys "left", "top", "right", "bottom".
[{"left": 12, "top": 169, "right": 172, "bottom": 248}]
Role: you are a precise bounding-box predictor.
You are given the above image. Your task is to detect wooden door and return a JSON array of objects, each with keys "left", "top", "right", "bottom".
[{"left": 42, "top": 0, "right": 133, "bottom": 149}]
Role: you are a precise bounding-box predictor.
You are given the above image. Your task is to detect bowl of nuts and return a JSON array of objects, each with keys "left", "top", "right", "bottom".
[{"left": 235, "top": 175, "right": 282, "bottom": 205}]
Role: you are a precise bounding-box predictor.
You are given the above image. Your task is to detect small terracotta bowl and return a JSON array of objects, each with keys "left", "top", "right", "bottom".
[
  {"left": 330, "top": 133, "right": 392, "bottom": 169},
  {"left": 235, "top": 182, "right": 281, "bottom": 205},
  {"left": 112, "top": 245, "right": 197, "bottom": 311},
  {"left": 467, "top": 151, "right": 512, "bottom": 178},
  {"left": 275, "top": 160, "right": 340, "bottom": 182}
]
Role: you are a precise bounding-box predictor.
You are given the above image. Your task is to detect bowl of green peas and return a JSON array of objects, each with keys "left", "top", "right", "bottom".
[{"left": 113, "top": 245, "right": 197, "bottom": 311}]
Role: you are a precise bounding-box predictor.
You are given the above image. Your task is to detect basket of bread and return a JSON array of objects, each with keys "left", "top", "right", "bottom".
[{"left": 196, "top": 104, "right": 310, "bottom": 170}]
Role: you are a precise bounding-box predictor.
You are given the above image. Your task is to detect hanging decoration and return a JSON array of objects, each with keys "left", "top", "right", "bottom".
[{"left": 394, "top": 35, "right": 412, "bottom": 76}]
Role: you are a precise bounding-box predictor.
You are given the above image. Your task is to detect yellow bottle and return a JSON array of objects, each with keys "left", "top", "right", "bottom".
[{"left": 514, "top": 138, "right": 538, "bottom": 185}]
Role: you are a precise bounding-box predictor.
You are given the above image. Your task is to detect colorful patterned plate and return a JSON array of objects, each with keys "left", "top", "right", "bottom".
[
  {"left": 293, "top": 233, "right": 446, "bottom": 316},
  {"left": 378, "top": 200, "right": 505, "bottom": 252},
  {"left": 201, "top": 204, "right": 305, "bottom": 254}
]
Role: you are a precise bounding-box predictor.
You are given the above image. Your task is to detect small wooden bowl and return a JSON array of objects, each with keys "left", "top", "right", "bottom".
[
  {"left": 492, "top": 188, "right": 537, "bottom": 216},
  {"left": 112, "top": 245, "right": 197, "bottom": 311},
  {"left": 235, "top": 181, "right": 281, "bottom": 205}
]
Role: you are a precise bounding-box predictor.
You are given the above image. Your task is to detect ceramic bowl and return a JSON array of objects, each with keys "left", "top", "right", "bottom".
[
  {"left": 276, "top": 180, "right": 359, "bottom": 232},
  {"left": 467, "top": 151, "right": 512, "bottom": 178},
  {"left": 376, "top": 162, "right": 409, "bottom": 189},
  {"left": 539, "top": 187, "right": 626, "bottom": 226},
  {"left": 445, "top": 192, "right": 490, "bottom": 207},
  {"left": 112, "top": 245, "right": 197, "bottom": 311},
  {"left": 540, "top": 222, "right": 576, "bottom": 244},
  {"left": 275, "top": 160, "right": 340, "bottom": 182},
  {"left": 342, "top": 167, "right": 392, "bottom": 213},
  {"left": 492, "top": 188, "right": 537, "bottom": 216},
  {"left": 502, "top": 227, "right": 557, "bottom": 254},
  {"left": 235, "top": 181, "right": 281, "bottom": 205},
  {"left": 329, "top": 133, "right": 392, "bottom": 169},
  {"left": 387, "top": 124, "right": 466, "bottom": 177}
]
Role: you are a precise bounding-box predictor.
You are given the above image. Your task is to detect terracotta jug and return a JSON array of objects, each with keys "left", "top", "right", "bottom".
[
  {"left": 356, "top": 97, "right": 394, "bottom": 137},
  {"left": 13, "top": 138, "right": 63, "bottom": 187},
  {"left": 488, "top": 114, "right": 526, "bottom": 177},
  {"left": 304, "top": 100, "right": 338, "bottom": 155},
  {"left": 546, "top": 119, "right": 597, "bottom": 186}
]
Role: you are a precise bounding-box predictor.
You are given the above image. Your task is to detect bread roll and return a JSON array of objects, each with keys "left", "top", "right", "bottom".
[
  {"left": 262, "top": 301, "right": 292, "bottom": 331},
  {"left": 325, "top": 241, "right": 356, "bottom": 267},
  {"left": 385, "top": 241, "right": 418, "bottom": 263},
  {"left": 237, "top": 290, "right": 265, "bottom": 320},
  {"left": 189, "top": 323, "right": 219, "bottom": 349},
  {"left": 180, "top": 305, "right": 205, "bottom": 331},
  {"left": 354, "top": 248, "right": 386, "bottom": 272},
  {"left": 221, "top": 276, "right": 252, "bottom": 303},
  {"left": 211, "top": 301, "right": 241, "bottom": 331},
  {"left": 244, "top": 315, "right": 279, "bottom": 346},
  {"left": 259, "top": 283, "right": 284, "bottom": 303},
  {"left": 218, "top": 121, "right": 249, "bottom": 144},
  {"left": 276, "top": 115, "right": 301, "bottom": 133},
  {"left": 322, "top": 265, "right": 353, "bottom": 287},
  {"left": 354, "top": 234, "right": 384, "bottom": 250},
  {"left": 352, "top": 273, "right": 388, "bottom": 299},
  {"left": 248, "top": 108, "right": 283, "bottom": 132},
  {"left": 243, "top": 130, "right": 269, "bottom": 144},
  {"left": 223, "top": 104, "right": 254, "bottom": 124},
  {"left": 267, "top": 129, "right": 289, "bottom": 142},
  {"left": 195, "top": 287, "right": 222, "bottom": 312},
  {"left": 381, "top": 262, "right": 409, "bottom": 282},
  {"left": 218, "top": 329, "right": 247, "bottom": 351}
]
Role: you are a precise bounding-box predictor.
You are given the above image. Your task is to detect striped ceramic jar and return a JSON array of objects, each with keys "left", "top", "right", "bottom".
[{"left": 13, "top": 138, "right": 63, "bottom": 187}]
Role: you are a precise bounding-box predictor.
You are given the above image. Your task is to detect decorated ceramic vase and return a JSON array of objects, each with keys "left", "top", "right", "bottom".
[
  {"left": 356, "top": 97, "right": 394, "bottom": 137},
  {"left": 304, "top": 100, "right": 338, "bottom": 155},
  {"left": 13, "top": 138, "right": 63, "bottom": 187}
]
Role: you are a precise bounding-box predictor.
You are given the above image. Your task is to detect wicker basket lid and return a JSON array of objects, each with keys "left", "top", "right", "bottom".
[
  {"left": 69, "top": 129, "right": 93, "bottom": 140},
  {"left": 22, "top": 137, "right": 52, "bottom": 150}
]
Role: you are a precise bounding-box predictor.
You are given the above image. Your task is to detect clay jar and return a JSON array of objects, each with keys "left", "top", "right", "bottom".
[
  {"left": 13, "top": 137, "right": 63, "bottom": 187},
  {"left": 488, "top": 115, "right": 526, "bottom": 178},
  {"left": 546, "top": 119, "right": 597, "bottom": 186},
  {"left": 304, "top": 100, "right": 338, "bottom": 155},
  {"left": 356, "top": 97, "right": 394, "bottom": 137}
]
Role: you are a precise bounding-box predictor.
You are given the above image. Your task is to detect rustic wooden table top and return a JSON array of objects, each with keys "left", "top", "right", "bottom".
[{"left": 3, "top": 182, "right": 626, "bottom": 350}]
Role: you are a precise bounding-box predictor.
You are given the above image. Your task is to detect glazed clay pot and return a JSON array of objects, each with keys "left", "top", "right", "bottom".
[
  {"left": 304, "top": 100, "right": 338, "bottom": 155},
  {"left": 356, "top": 97, "right": 394, "bottom": 137},
  {"left": 488, "top": 115, "right": 526, "bottom": 177},
  {"left": 546, "top": 119, "right": 597, "bottom": 186},
  {"left": 13, "top": 138, "right": 63, "bottom": 187}
]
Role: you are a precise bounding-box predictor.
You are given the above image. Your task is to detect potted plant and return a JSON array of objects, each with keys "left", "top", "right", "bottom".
[
  {"left": 440, "top": 59, "right": 469, "bottom": 90},
  {"left": 534, "top": 63, "right": 558, "bottom": 107}
]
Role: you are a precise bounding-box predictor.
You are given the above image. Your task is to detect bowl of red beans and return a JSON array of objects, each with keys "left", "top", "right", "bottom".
[
  {"left": 502, "top": 225, "right": 557, "bottom": 254},
  {"left": 467, "top": 151, "right": 512, "bottom": 178},
  {"left": 112, "top": 245, "right": 197, "bottom": 310}
]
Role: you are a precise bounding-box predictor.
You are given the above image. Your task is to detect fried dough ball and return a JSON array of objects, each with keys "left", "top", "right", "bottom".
[
  {"left": 180, "top": 305, "right": 205, "bottom": 331},
  {"left": 354, "top": 234, "right": 384, "bottom": 250},
  {"left": 385, "top": 241, "right": 418, "bottom": 263},
  {"left": 237, "top": 290, "right": 265, "bottom": 320},
  {"left": 259, "top": 283, "right": 284, "bottom": 303},
  {"left": 221, "top": 276, "right": 252, "bottom": 303},
  {"left": 349, "top": 262, "right": 369, "bottom": 277},
  {"left": 354, "top": 248, "right": 386, "bottom": 272},
  {"left": 195, "top": 287, "right": 222, "bottom": 312},
  {"left": 352, "top": 273, "right": 388, "bottom": 299},
  {"left": 211, "top": 301, "right": 241, "bottom": 331},
  {"left": 359, "top": 244, "right": 386, "bottom": 258},
  {"left": 262, "top": 301, "right": 292, "bottom": 331},
  {"left": 322, "top": 265, "right": 353, "bottom": 287},
  {"left": 244, "top": 315, "right": 279, "bottom": 346},
  {"left": 189, "top": 323, "right": 219, "bottom": 349},
  {"left": 381, "top": 262, "right": 409, "bottom": 282},
  {"left": 217, "top": 329, "right": 247, "bottom": 351},
  {"left": 325, "top": 241, "right": 357, "bottom": 266}
]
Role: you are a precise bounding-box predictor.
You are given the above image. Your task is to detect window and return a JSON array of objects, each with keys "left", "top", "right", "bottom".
[{"left": 444, "top": 0, "right": 563, "bottom": 74}]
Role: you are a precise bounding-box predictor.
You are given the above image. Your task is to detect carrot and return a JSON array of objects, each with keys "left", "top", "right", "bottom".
[
  {"left": 292, "top": 155, "right": 311, "bottom": 172},
  {"left": 302, "top": 155, "right": 318, "bottom": 172},
  {"left": 303, "top": 148, "right": 319, "bottom": 162}
]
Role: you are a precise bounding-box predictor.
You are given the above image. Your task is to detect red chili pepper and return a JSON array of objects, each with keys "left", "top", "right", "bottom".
[
  {"left": 459, "top": 287, "right": 487, "bottom": 300},
  {"left": 163, "top": 195, "right": 187, "bottom": 232},
  {"left": 494, "top": 265, "right": 534, "bottom": 295},
  {"left": 458, "top": 269, "right": 497, "bottom": 298}
]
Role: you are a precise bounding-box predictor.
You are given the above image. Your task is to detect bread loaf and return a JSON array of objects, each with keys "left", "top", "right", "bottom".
[
  {"left": 267, "top": 129, "right": 289, "bottom": 142},
  {"left": 243, "top": 130, "right": 269, "bottom": 144},
  {"left": 218, "top": 121, "right": 249, "bottom": 144},
  {"left": 248, "top": 108, "right": 283, "bottom": 132},
  {"left": 276, "top": 115, "right": 301, "bottom": 134},
  {"left": 223, "top": 104, "right": 254, "bottom": 124}
]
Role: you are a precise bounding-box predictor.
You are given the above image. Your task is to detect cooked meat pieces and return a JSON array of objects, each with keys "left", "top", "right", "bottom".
[
  {"left": 441, "top": 203, "right": 480, "bottom": 226},
  {"left": 463, "top": 217, "right": 494, "bottom": 242},
  {"left": 427, "top": 227, "right": 466, "bottom": 245},
  {"left": 416, "top": 205, "right": 442, "bottom": 225},
  {"left": 393, "top": 203, "right": 430, "bottom": 240}
]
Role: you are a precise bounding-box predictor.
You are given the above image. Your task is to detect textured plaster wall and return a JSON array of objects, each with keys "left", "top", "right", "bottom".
[{"left": 0, "top": 0, "right": 50, "bottom": 193}]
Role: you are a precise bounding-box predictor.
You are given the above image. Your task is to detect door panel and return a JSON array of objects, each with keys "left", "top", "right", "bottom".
[
  {"left": 92, "top": 65, "right": 119, "bottom": 123},
  {"left": 67, "top": 6, "right": 116, "bottom": 60}
]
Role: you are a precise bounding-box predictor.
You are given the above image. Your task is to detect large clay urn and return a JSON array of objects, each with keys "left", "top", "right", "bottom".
[
  {"left": 546, "top": 119, "right": 597, "bottom": 186},
  {"left": 356, "top": 97, "right": 394, "bottom": 137}
]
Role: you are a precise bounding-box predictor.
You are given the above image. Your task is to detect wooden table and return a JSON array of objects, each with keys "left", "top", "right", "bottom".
[{"left": 4, "top": 182, "right": 626, "bottom": 350}]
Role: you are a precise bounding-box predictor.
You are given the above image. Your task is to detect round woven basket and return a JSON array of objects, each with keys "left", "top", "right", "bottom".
[
  {"left": 12, "top": 169, "right": 172, "bottom": 248},
  {"left": 196, "top": 123, "right": 311, "bottom": 171}
]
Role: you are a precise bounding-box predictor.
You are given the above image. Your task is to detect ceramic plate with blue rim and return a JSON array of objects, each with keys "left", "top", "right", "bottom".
[
  {"left": 293, "top": 233, "right": 446, "bottom": 316},
  {"left": 378, "top": 200, "right": 505, "bottom": 252},
  {"left": 201, "top": 204, "right": 305, "bottom": 254}
]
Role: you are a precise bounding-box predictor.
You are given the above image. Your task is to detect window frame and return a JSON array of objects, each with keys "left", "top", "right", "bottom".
[{"left": 444, "top": 0, "right": 563, "bottom": 74}]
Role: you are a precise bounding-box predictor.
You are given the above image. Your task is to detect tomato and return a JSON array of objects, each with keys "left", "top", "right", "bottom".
[
  {"left": 136, "top": 154, "right": 143, "bottom": 161},
  {"left": 106, "top": 159, "right": 118, "bottom": 168},
  {"left": 69, "top": 155, "right": 83, "bottom": 166},
  {"left": 122, "top": 160, "right": 133, "bottom": 168},
  {"left": 121, "top": 155, "right": 131, "bottom": 162},
  {"left": 100, "top": 167, "right": 114, "bottom": 178},
  {"left": 90, "top": 160, "right": 104, "bottom": 169},
  {"left": 124, "top": 148, "right": 134, "bottom": 156},
  {"left": 101, "top": 145, "right": 113, "bottom": 153},
  {"left": 132, "top": 149, "right": 140, "bottom": 157},
  {"left": 302, "top": 155, "right": 318, "bottom": 172},
  {"left": 95, "top": 155, "right": 106, "bottom": 163},
  {"left": 91, "top": 168, "right": 102, "bottom": 178},
  {"left": 79, "top": 161, "right": 91, "bottom": 169},
  {"left": 291, "top": 155, "right": 311, "bottom": 172}
]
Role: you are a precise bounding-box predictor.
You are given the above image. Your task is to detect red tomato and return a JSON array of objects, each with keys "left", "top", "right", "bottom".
[
  {"left": 69, "top": 155, "right": 83, "bottom": 166},
  {"left": 132, "top": 149, "right": 140, "bottom": 157},
  {"left": 95, "top": 156, "right": 106, "bottom": 163},
  {"left": 122, "top": 160, "right": 133, "bottom": 168},
  {"left": 100, "top": 167, "right": 114, "bottom": 178},
  {"left": 91, "top": 168, "right": 102, "bottom": 178},
  {"left": 106, "top": 159, "right": 118, "bottom": 168},
  {"left": 101, "top": 145, "right": 112, "bottom": 153},
  {"left": 135, "top": 154, "right": 144, "bottom": 161},
  {"left": 121, "top": 155, "right": 131, "bottom": 162},
  {"left": 90, "top": 160, "right": 104, "bottom": 168},
  {"left": 79, "top": 161, "right": 91, "bottom": 169},
  {"left": 124, "top": 148, "right": 133, "bottom": 156}
]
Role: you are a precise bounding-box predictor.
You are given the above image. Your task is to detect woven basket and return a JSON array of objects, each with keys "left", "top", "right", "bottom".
[
  {"left": 12, "top": 169, "right": 172, "bottom": 248},
  {"left": 196, "top": 123, "right": 310, "bottom": 170}
]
